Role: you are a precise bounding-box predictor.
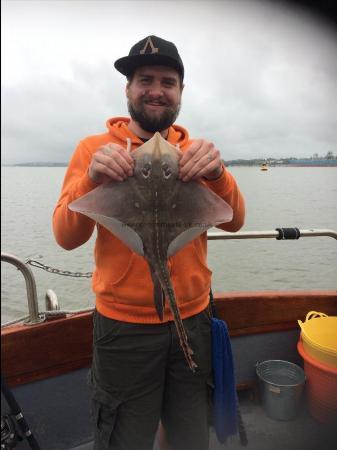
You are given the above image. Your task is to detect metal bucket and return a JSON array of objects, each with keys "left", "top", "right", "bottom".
[{"left": 256, "top": 360, "right": 306, "bottom": 421}]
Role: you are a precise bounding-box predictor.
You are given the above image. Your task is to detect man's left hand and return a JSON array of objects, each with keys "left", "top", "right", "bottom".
[{"left": 179, "top": 139, "right": 223, "bottom": 181}]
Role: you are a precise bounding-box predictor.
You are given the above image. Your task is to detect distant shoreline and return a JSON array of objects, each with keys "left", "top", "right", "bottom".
[
  {"left": 281, "top": 164, "right": 337, "bottom": 168},
  {"left": 2, "top": 159, "right": 337, "bottom": 168},
  {"left": 2, "top": 163, "right": 337, "bottom": 168},
  {"left": 2, "top": 163, "right": 68, "bottom": 167},
  {"left": 228, "top": 163, "right": 337, "bottom": 167}
]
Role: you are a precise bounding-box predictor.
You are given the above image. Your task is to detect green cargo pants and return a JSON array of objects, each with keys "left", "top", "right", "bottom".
[{"left": 91, "top": 308, "right": 212, "bottom": 450}]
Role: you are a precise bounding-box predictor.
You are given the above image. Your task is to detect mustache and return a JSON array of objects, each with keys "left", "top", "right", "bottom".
[{"left": 141, "top": 96, "right": 170, "bottom": 106}]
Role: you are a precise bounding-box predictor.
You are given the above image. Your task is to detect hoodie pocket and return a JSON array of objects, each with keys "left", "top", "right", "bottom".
[
  {"left": 93, "top": 242, "right": 153, "bottom": 304},
  {"left": 170, "top": 239, "right": 212, "bottom": 301},
  {"left": 94, "top": 230, "right": 146, "bottom": 287}
]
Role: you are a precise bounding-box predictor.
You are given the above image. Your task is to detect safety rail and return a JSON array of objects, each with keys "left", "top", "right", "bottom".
[
  {"left": 207, "top": 228, "right": 337, "bottom": 240},
  {"left": 1, "top": 253, "right": 44, "bottom": 325},
  {"left": 1, "top": 228, "right": 336, "bottom": 327}
]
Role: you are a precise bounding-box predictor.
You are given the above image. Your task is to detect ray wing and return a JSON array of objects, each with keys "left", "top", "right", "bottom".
[
  {"left": 69, "top": 175, "right": 233, "bottom": 258},
  {"left": 69, "top": 179, "right": 145, "bottom": 256},
  {"left": 164, "top": 180, "right": 233, "bottom": 257}
]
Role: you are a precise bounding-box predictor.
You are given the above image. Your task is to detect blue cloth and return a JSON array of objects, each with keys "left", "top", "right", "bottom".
[{"left": 211, "top": 317, "right": 238, "bottom": 443}]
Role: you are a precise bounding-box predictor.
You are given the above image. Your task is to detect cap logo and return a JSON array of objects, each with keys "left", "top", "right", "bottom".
[{"left": 140, "top": 37, "right": 159, "bottom": 55}]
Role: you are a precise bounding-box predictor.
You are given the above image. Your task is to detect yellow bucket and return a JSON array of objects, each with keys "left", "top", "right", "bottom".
[{"left": 298, "top": 311, "right": 337, "bottom": 369}]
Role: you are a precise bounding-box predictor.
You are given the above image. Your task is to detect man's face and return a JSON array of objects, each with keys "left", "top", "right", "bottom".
[{"left": 126, "top": 65, "right": 183, "bottom": 133}]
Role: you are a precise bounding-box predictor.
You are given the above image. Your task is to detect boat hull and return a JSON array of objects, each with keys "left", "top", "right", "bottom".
[
  {"left": 2, "top": 291, "right": 337, "bottom": 449},
  {"left": 2, "top": 290, "right": 336, "bottom": 388}
]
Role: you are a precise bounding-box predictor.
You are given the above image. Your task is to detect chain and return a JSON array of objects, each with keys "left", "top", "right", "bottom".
[{"left": 25, "top": 259, "right": 93, "bottom": 278}]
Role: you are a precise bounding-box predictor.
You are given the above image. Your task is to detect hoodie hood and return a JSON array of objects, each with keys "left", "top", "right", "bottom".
[{"left": 106, "top": 117, "right": 190, "bottom": 150}]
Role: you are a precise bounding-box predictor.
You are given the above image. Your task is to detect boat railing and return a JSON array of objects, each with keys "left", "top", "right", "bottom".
[
  {"left": 207, "top": 228, "right": 337, "bottom": 240},
  {"left": 1, "top": 227, "right": 336, "bottom": 327},
  {"left": 1, "top": 253, "right": 44, "bottom": 326}
]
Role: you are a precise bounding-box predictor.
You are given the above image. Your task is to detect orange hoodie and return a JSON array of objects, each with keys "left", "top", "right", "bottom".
[{"left": 53, "top": 117, "right": 245, "bottom": 323}]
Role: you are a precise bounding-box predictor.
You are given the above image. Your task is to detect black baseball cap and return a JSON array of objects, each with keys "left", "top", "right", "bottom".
[{"left": 114, "top": 35, "right": 184, "bottom": 80}]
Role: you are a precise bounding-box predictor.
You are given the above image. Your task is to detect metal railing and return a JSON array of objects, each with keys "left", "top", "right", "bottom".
[
  {"left": 207, "top": 228, "right": 337, "bottom": 240},
  {"left": 1, "top": 253, "right": 44, "bottom": 325},
  {"left": 1, "top": 228, "right": 336, "bottom": 327}
]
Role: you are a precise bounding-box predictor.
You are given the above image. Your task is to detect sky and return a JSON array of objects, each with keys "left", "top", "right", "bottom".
[{"left": 2, "top": 0, "right": 337, "bottom": 164}]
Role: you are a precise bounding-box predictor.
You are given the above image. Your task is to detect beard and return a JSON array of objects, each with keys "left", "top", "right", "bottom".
[{"left": 127, "top": 97, "right": 181, "bottom": 133}]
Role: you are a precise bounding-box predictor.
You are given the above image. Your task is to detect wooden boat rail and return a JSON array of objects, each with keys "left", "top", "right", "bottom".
[{"left": 2, "top": 291, "right": 336, "bottom": 387}]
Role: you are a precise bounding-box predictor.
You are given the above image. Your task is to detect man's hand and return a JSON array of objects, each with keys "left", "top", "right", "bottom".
[
  {"left": 88, "top": 143, "right": 134, "bottom": 184},
  {"left": 179, "top": 139, "right": 223, "bottom": 182}
]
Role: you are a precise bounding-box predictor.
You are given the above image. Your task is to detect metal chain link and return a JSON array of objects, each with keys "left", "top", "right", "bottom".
[{"left": 25, "top": 259, "right": 93, "bottom": 278}]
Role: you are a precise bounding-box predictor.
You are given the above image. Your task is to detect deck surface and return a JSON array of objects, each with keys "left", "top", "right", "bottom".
[
  {"left": 207, "top": 391, "right": 336, "bottom": 450},
  {"left": 71, "top": 391, "right": 337, "bottom": 450}
]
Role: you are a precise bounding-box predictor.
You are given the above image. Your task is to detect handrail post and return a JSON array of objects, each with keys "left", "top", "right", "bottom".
[
  {"left": 45, "top": 289, "right": 59, "bottom": 311},
  {"left": 1, "top": 253, "right": 44, "bottom": 325}
]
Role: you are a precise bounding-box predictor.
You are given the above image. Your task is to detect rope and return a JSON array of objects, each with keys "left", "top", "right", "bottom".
[
  {"left": 1, "top": 316, "right": 30, "bottom": 328},
  {"left": 1, "top": 308, "right": 95, "bottom": 328},
  {"left": 43, "top": 307, "right": 94, "bottom": 316}
]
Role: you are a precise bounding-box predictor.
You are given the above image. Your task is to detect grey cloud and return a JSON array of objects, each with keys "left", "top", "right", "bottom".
[
  {"left": 2, "top": 0, "right": 337, "bottom": 163},
  {"left": 2, "top": 63, "right": 128, "bottom": 164}
]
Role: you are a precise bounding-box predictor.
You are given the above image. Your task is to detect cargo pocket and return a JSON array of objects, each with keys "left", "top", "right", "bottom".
[{"left": 92, "top": 384, "right": 121, "bottom": 449}]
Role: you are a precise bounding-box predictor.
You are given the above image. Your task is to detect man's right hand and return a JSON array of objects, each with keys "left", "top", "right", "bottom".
[{"left": 88, "top": 143, "right": 134, "bottom": 184}]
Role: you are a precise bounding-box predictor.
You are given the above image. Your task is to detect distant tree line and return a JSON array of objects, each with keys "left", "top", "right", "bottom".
[{"left": 10, "top": 162, "right": 68, "bottom": 167}]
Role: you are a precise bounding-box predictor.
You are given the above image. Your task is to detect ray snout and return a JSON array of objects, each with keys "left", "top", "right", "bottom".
[
  {"left": 133, "top": 132, "right": 180, "bottom": 175},
  {"left": 153, "top": 132, "right": 169, "bottom": 160}
]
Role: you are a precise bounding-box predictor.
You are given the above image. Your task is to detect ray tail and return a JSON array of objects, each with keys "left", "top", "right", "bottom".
[
  {"left": 149, "top": 266, "right": 165, "bottom": 321},
  {"left": 153, "top": 262, "right": 197, "bottom": 371},
  {"left": 166, "top": 283, "right": 198, "bottom": 371}
]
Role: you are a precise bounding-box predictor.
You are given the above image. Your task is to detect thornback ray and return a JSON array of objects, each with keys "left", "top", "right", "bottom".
[{"left": 69, "top": 132, "right": 233, "bottom": 371}]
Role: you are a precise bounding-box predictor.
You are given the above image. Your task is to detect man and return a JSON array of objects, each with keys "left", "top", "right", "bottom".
[{"left": 53, "top": 35, "right": 245, "bottom": 450}]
